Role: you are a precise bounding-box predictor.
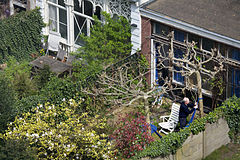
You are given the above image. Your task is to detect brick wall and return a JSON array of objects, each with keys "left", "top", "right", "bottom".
[{"left": 141, "top": 16, "right": 152, "bottom": 85}]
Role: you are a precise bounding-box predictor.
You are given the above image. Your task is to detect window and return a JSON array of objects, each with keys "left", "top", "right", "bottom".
[
  {"left": 154, "top": 42, "right": 169, "bottom": 86},
  {"left": 174, "top": 29, "right": 185, "bottom": 42},
  {"left": 229, "top": 48, "right": 240, "bottom": 61},
  {"left": 219, "top": 44, "right": 226, "bottom": 57},
  {"left": 48, "top": 0, "right": 67, "bottom": 39},
  {"left": 173, "top": 48, "right": 184, "bottom": 83},
  {"left": 202, "top": 38, "right": 214, "bottom": 52},
  {"left": 188, "top": 34, "right": 200, "bottom": 49},
  {"left": 73, "top": 0, "right": 102, "bottom": 45},
  {"left": 228, "top": 68, "right": 240, "bottom": 98},
  {"left": 154, "top": 22, "right": 169, "bottom": 37}
]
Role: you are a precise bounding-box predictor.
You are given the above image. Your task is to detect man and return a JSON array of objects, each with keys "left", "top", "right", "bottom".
[{"left": 179, "top": 97, "right": 198, "bottom": 129}]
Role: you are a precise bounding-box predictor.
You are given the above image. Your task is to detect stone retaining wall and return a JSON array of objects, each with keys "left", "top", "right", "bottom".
[{"left": 142, "top": 118, "right": 230, "bottom": 160}]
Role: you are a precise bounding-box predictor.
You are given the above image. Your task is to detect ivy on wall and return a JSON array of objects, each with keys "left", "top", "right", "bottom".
[
  {"left": 221, "top": 96, "right": 240, "bottom": 143},
  {"left": 133, "top": 96, "right": 240, "bottom": 159},
  {"left": 0, "top": 8, "right": 44, "bottom": 63}
]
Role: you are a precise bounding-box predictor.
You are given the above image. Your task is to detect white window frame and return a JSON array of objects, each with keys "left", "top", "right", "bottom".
[{"left": 47, "top": 0, "right": 68, "bottom": 43}]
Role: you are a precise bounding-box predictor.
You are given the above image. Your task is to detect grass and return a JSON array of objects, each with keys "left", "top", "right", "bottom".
[{"left": 203, "top": 143, "right": 240, "bottom": 160}]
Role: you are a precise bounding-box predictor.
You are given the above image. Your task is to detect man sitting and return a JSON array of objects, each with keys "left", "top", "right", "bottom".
[{"left": 179, "top": 97, "right": 198, "bottom": 129}]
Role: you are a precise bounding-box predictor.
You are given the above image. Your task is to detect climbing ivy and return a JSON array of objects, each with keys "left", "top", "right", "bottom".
[
  {"left": 221, "top": 96, "right": 240, "bottom": 143},
  {"left": 0, "top": 8, "right": 44, "bottom": 63},
  {"left": 133, "top": 97, "right": 240, "bottom": 159}
]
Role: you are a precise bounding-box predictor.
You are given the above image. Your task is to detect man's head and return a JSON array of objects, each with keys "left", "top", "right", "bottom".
[{"left": 183, "top": 97, "right": 189, "bottom": 105}]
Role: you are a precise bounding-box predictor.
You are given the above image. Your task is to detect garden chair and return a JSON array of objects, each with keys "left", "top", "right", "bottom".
[
  {"left": 56, "top": 48, "right": 67, "bottom": 61},
  {"left": 46, "top": 31, "right": 61, "bottom": 55},
  {"left": 66, "top": 55, "right": 76, "bottom": 64},
  {"left": 158, "top": 103, "right": 180, "bottom": 134}
]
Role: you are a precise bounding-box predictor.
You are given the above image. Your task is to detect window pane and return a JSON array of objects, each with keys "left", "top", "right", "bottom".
[
  {"left": 154, "top": 22, "right": 169, "bottom": 36},
  {"left": 235, "top": 87, "right": 240, "bottom": 97},
  {"left": 202, "top": 74, "right": 211, "bottom": 91},
  {"left": 229, "top": 48, "right": 240, "bottom": 61},
  {"left": 94, "top": 6, "right": 101, "bottom": 20},
  {"left": 188, "top": 34, "right": 200, "bottom": 49},
  {"left": 84, "top": 0, "right": 93, "bottom": 17},
  {"left": 202, "top": 38, "right": 214, "bottom": 52},
  {"left": 58, "top": 0, "right": 65, "bottom": 7},
  {"left": 174, "top": 29, "right": 185, "bottom": 42},
  {"left": 174, "top": 48, "right": 183, "bottom": 58},
  {"left": 228, "top": 67, "right": 233, "bottom": 85},
  {"left": 48, "top": 0, "right": 57, "bottom": 3},
  {"left": 74, "top": 15, "right": 87, "bottom": 45},
  {"left": 229, "top": 68, "right": 240, "bottom": 98},
  {"left": 174, "top": 66, "right": 184, "bottom": 83},
  {"left": 74, "top": 0, "right": 82, "bottom": 13},
  {"left": 49, "top": 5, "right": 57, "bottom": 32},
  {"left": 173, "top": 48, "right": 184, "bottom": 83},
  {"left": 219, "top": 44, "right": 226, "bottom": 57},
  {"left": 59, "top": 8, "right": 67, "bottom": 39},
  {"left": 235, "top": 69, "right": 240, "bottom": 86}
]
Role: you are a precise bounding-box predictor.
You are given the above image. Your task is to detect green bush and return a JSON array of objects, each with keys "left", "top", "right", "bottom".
[
  {"left": 221, "top": 96, "right": 240, "bottom": 143},
  {"left": 73, "top": 12, "right": 132, "bottom": 81},
  {"left": 0, "top": 74, "right": 16, "bottom": 132},
  {"left": 0, "top": 138, "right": 37, "bottom": 160},
  {"left": 40, "top": 76, "right": 78, "bottom": 105},
  {"left": 0, "top": 8, "right": 44, "bottom": 63},
  {"left": 4, "top": 57, "right": 37, "bottom": 99},
  {"left": 2, "top": 99, "right": 115, "bottom": 159},
  {"left": 33, "top": 65, "right": 53, "bottom": 90},
  {"left": 15, "top": 94, "right": 47, "bottom": 114}
]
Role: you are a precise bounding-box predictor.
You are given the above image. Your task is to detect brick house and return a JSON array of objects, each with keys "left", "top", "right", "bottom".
[{"left": 140, "top": 0, "right": 240, "bottom": 107}]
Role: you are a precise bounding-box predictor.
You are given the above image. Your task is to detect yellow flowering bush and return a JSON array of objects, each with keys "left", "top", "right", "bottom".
[{"left": 1, "top": 99, "right": 114, "bottom": 159}]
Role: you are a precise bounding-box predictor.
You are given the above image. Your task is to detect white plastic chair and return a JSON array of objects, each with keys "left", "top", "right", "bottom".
[{"left": 159, "top": 103, "right": 180, "bottom": 134}]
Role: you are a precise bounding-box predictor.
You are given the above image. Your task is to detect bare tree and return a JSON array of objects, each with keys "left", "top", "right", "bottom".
[
  {"left": 156, "top": 31, "right": 225, "bottom": 117},
  {"left": 82, "top": 55, "right": 181, "bottom": 124}
]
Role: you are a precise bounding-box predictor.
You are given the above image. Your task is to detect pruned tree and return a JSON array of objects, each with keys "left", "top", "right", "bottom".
[
  {"left": 82, "top": 54, "right": 182, "bottom": 124},
  {"left": 156, "top": 31, "right": 225, "bottom": 116}
]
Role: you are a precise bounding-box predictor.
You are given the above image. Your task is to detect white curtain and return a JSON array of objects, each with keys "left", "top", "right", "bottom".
[{"left": 49, "top": 5, "right": 57, "bottom": 32}]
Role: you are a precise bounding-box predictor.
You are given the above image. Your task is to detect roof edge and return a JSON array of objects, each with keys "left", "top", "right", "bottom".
[{"left": 140, "top": 8, "right": 240, "bottom": 48}]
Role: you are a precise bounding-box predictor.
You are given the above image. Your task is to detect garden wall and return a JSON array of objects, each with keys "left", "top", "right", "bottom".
[{"left": 142, "top": 118, "right": 230, "bottom": 160}]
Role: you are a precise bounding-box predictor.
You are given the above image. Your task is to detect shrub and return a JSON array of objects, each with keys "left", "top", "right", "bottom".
[
  {"left": 33, "top": 65, "right": 53, "bottom": 90},
  {"left": 0, "top": 138, "right": 37, "bottom": 160},
  {"left": 40, "top": 76, "right": 77, "bottom": 105},
  {"left": 73, "top": 12, "right": 132, "bottom": 81},
  {"left": 0, "top": 74, "right": 16, "bottom": 132},
  {"left": 4, "top": 57, "right": 37, "bottom": 99},
  {"left": 111, "top": 112, "right": 154, "bottom": 158},
  {"left": 15, "top": 94, "right": 47, "bottom": 114},
  {"left": 221, "top": 96, "right": 240, "bottom": 143},
  {"left": 1, "top": 99, "right": 114, "bottom": 159}
]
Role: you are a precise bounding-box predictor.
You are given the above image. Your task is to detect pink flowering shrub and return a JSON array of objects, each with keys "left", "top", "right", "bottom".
[{"left": 111, "top": 112, "right": 154, "bottom": 158}]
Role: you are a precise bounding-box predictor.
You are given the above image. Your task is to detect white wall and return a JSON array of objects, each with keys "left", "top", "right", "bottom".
[{"left": 131, "top": 2, "right": 141, "bottom": 54}]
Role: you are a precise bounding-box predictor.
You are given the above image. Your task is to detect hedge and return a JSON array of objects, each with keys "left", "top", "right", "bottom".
[{"left": 133, "top": 96, "right": 240, "bottom": 159}]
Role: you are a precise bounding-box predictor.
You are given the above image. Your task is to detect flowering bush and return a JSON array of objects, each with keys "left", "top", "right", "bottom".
[
  {"left": 111, "top": 112, "right": 154, "bottom": 158},
  {"left": 1, "top": 99, "right": 114, "bottom": 159}
]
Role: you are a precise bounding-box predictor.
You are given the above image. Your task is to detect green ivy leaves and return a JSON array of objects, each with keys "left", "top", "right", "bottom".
[
  {"left": 221, "top": 96, "right": 240, "bottom": 143},
  {"left": 0, "top": 8, "right": 44, "bottom": 63}
]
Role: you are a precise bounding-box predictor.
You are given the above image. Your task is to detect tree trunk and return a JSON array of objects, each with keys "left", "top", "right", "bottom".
[
  {"left": 196, "top": 71, "right": 204, "bottom": 117},
  {"left": 144, "top": 98, "right": 151, "bottom": 135},
  {"left": 144, "top": 98, "right": 150, "bottom": 124}
]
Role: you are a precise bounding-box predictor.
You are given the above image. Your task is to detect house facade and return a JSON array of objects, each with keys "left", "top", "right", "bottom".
[
  {"left": 140, "top": 0, "right": 240, "bottom": 104},
  {"left": 8, "top": 0, "right": 149, "bottom": 54}
]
